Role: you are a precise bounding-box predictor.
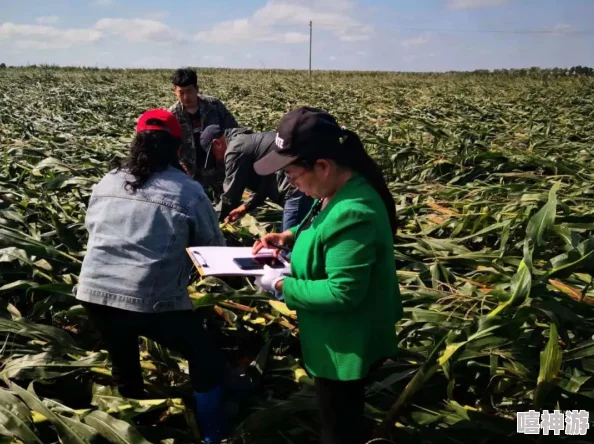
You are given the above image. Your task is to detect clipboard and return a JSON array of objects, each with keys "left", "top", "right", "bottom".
[{"left": 186, "top": 246, "right": 291, "bottom": 277}]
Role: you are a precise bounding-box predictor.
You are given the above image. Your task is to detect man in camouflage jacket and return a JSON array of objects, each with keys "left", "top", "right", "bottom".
[{"left": 168, "top": 68, "right": 239, "bottom": 200}]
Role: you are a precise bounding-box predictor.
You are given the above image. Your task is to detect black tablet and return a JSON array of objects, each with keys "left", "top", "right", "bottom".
[{"left": 233, "top": 256, "right": 286, "bottom": 270}]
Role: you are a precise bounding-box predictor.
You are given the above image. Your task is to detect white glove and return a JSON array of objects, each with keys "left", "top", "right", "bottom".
[{"left": 254, "top": 265, "right": 286, "bottom": 293}]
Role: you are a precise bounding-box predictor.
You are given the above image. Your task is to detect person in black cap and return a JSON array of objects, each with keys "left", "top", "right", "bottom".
[
  {"left": 251, "top": 106, "right": 404, "bottom": 444},
  {"left": 200, "top": 124, "right": 313, "bottom": 230}
]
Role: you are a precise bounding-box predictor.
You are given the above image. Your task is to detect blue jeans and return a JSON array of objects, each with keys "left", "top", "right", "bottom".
[{"left": 282, "top": 192, "right": 314, "bottom": 233}]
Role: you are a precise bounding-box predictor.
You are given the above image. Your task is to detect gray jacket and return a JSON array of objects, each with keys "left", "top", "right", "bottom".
[
  {"left": 74, "top": 165, "right": 225, "bottom": 313},
  {"left": 215, "top": 129, "right": 297, "bottom": 221}
]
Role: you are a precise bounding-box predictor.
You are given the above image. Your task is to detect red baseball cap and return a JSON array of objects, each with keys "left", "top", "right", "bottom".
[{"left": 136, "top": 109, "right": 182, "bottom": 140}]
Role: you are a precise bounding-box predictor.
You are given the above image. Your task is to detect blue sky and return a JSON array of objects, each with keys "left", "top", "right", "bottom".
[{"left": 1, "top": 0, "right": 593, "bottom": 71}]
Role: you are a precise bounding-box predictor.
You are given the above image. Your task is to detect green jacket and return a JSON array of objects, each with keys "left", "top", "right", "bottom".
[{"left": 282, "top": 173, "right": 403, "bottom": 381}]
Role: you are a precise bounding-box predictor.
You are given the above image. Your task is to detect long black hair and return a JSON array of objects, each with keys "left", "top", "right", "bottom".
[
  {"left": 295, "top": 130, "right": 397, "bottom": 237},
  {"left": 111, "top": 130, "right": 182, "bottom": 193}
]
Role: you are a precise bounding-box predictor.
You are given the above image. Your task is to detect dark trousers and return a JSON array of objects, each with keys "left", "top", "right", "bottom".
[
  {"left": 83, "top": 301, "right": 225, "bottom": 398},
  {"left": 314, "top": 377, "right": 367, "bottom": 444},
  {"left": 282, "top": 191, "right": 314, "bottom": 232}
]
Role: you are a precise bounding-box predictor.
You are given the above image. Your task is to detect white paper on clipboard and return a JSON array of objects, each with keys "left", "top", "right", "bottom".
[{"left": 186, "top": 246, "right": 291, "bottom": 277}]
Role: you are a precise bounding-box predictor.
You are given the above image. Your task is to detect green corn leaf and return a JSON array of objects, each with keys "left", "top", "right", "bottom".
[
  {"left": 488, "top": 259, "right": 532, "bottom": 317},
  {"left": 0, "top": 389, "right": 43, "bottom": 443},
  {"left": 83, "top": 411, "right": 151, "bottom": 444},
  {"left": 534, "top": 323, "right": 562, "bottom": 409},
  {"left": 8, "top": 382, "right": 97, "bottom": 444}
]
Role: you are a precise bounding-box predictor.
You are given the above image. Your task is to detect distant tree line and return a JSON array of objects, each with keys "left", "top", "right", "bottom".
[
  {"left": 0, "top": 63, "right": 592, "bottom": 77},
  {"left": 446, "top": 66, "right": 594, "bottom": 77}
]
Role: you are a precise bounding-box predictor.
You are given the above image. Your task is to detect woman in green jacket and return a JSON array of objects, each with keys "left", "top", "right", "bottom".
[{"left": 252, "top": 106, "right": 403, "bottom": 444}]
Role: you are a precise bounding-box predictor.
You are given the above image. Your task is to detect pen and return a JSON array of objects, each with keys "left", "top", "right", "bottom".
[
  {"left": 267, "top": 241, "right": 292, "bottom": 253},
  {"left": 250, "top": 234, "right": 292, "bottom": 253},
  {"left": 264, "top": 241, "right": 291, "bottom": 262}
]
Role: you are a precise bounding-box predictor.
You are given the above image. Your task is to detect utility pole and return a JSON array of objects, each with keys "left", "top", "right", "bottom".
[{"left": 309, "top": 20, "right": 312, "bottom": 81}]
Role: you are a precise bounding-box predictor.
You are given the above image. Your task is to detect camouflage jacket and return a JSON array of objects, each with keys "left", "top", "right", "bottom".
[{"left": 168, "top": 94, "right": 239, "bottom": 182}]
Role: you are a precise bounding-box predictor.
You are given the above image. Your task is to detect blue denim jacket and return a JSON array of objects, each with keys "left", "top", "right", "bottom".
[{"left": 74, "top": 165, "right": 225, "bottom": 313}]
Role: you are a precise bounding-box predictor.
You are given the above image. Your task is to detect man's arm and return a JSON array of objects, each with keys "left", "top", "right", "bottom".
[
  {"left": 218, "top": 151, "right": 250, "bottom": 221},
  {"left": 242, "top": 133, "right": 278, "bottom": 212},
  {"left": 243, "top": 176, "right": 272, "bottom": 213}
]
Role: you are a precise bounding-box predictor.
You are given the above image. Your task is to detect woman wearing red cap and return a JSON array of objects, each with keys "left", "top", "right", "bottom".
[
  {"left": 252, "top": 106, "right": 403, "bottom": 444},
  {"left": 75, "top": 109, "right": 228, "bottom": 442}
]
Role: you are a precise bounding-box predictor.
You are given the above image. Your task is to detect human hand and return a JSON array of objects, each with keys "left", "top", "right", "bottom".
[
  {"left": 225, "top": 204, "right": 247, "bottom": 223},
  {"left": 179, "top": 161, "right": 192, "bottom": 177},
  {"left": 254, "top": 265, "right": 286, "bottom": 293},
  {"left": 252, "top": 231, "right": 294, "bottom": 258}
]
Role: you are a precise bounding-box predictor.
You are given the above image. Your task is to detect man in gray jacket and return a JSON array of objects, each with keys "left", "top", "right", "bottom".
[{"left": 200, "top": 125, "right": 313, "bottom": 231}]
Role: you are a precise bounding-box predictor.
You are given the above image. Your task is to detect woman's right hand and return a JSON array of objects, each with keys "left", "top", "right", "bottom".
[{"left": 252, "top": 230, "right": 294, "bottom": 257}]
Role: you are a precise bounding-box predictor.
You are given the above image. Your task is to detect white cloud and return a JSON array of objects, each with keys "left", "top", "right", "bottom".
[
  {"left": 245, "top": 53, "right": 253, "bottom": 59},
  {"left": 447, "top": 0, "right": 509, "bottom": 9},
  {"left": 0, "top": 23, "right": 102, "bottom": 48},
  {"left": 14, "top": 40, "right": 72, "bottom": 50},
  {"left": 36, "top": 16, "right": 59, "bottom": 25},
  {"left": 340, "top": 34, "right": 370, "bottom": 42},
  {"left": 0, "top": 17, "right": 187, "bottom": 49},
  {"left": 142, "top": 11, "right": 168, "bottom": 21},
  {"left": 401, "top": 34, "right": 430, "bottom": 48},
  {"left": 357, "top": 51, "right": 366, "bottom": 56},
  {"left": 254, "top": 1, "right": 372, "bottom": 41},
  {"left": 93, "top": 0, "right": 115, "bottom": 7},
  {"left": 94, "top": 18, "right": 187, "bottom": 43},
  {"left": 329, "top": 55, "right": 336, "bottom": 61},
  {"left": 313, "top": 0, "right": 355, "bottom": 11},
  {"left": 197, "top": 23, "right": 309, "bottom": 44},
  {"left": 2, "top": 2, "right": 368, "bottom": 52},
  {"left": 195, "top": 0, "right": 372, "bottom": 44},
  {"left": 195, "top": 18, "right": 267, "bottom": 44},
  {"left": 282, "top": 32, "right": 309, "bottom": 43}
]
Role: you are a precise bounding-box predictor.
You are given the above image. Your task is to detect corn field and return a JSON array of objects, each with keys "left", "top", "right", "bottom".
[{"left": 1, "top": 67, "right": 593, "bottom": 443}]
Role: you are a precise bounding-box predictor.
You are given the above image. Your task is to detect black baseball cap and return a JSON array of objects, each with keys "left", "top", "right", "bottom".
[
  {"left": 200, "top": 124, "right": 225, "bottom": 168},
  {"left": 253, "top": 106, "right": 344, "bottom": 176}
]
